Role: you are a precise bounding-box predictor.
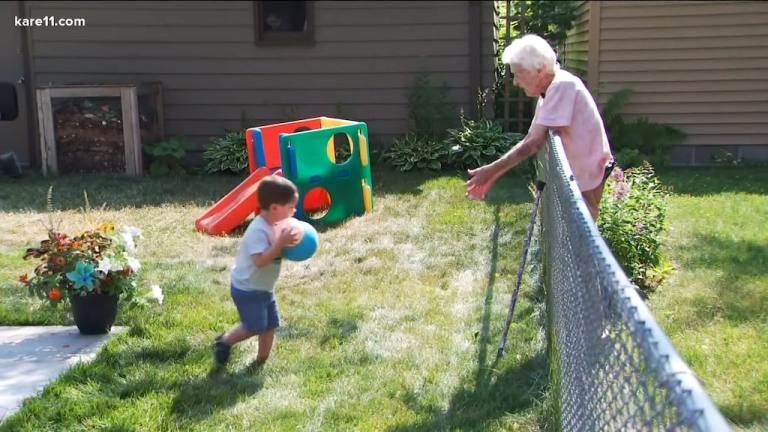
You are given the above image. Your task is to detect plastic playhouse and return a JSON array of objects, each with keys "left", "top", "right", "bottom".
[{"left": 195, "top": 117, "right": 374, "bottom": 236}]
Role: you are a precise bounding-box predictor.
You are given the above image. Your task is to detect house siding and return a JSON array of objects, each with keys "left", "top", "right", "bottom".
[
  {"left": 597, "top": 1, "right": 768, "bottom": 164},
  {"left": 563, "top": 1, "right": 768, "bottom": 165},
  {"left": 562, "top": 1, "right": 590, "bottom": 81},
  {"left": 24, "top": 0, "right": 496, "bottom": 156}
]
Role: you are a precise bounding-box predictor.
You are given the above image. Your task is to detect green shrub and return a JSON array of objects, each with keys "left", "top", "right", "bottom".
[
  {"left": 406, "top": 73, "right": 455, "bottom": 141},
  {"left": 203, "top": 130, "right": 248, "bottom": 174},
  {"left": 384, "top": 72, "right": 456, "bottom": 172},
  {"left": 383, "top": 133, "right": 449, "bottom": 172},
  {"left": 602, "top": 89, "right": 686, "bottom": 168},
  {"left": 598, "top": 162, "right": 673, "bottom": 294},
  {"left": 444, "top": 117, "right": 524, "bottom": 170},
  {"left": 144, "top": 137, "right": 187, "bottom": 176}
]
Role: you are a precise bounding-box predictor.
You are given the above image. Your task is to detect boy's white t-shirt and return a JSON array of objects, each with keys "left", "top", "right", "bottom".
[
  {"left": 532, "top": 69, "right": 612, "bottom": 192},
  {"left": 231, "top": 215, "right": 281, "bottom": 292}
]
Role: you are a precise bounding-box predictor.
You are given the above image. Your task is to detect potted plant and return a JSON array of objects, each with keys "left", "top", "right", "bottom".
[{"left": 19, "top": 223, "right": 142, "bottom": 334}]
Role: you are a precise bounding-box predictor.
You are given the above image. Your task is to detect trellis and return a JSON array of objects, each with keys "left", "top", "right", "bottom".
[{"left": 498, "top": 0, "right": 532, "bottom": 133}]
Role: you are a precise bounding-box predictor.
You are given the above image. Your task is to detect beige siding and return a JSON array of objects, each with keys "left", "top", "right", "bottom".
[
  {"left": 563, "top": 1, "right": 590, "bottom": 80},
  {"left": 25, "top": 1, "right": 496, "bottom": 152},
  {"left": 598, "top": 1, "right": 768, "bottom": 153}
]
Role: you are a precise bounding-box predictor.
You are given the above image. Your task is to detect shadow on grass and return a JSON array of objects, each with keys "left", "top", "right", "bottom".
[
  {"left": 682, "top": 234, "right": 768, "bottom": 325},
  {"left": 661, "top": 232, "right": 767, "bottom": 427},
  {"left": 170, "top": 368, "right": 264, "bottom": 421},
  {"left": 374, "top": 166, "right": 533, "bottom": 204},
  {"left": 0, "top": 338, "right": 264, "bottom": 430},
  {"left": 656, "top": 166, "right": 768, "bottom": 196},
  {"left": 373, "top": 167, "right": 430, "bottom": 197},
  {"left": 113, "top": 343, "right": 266, "bottom": 423},
  {"left": 0, "top": 173, "right": 245, "bottom": 212},
  {"left": 389, "top": 207, "right": 548, "bottom": 431}
]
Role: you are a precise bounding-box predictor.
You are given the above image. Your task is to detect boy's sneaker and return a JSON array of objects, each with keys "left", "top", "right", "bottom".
[{"left": 214, "top": 334, "right": 231, "bottom": 366}]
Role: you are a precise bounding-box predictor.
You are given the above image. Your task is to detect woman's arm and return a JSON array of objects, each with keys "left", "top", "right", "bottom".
[{"left": 465, "top": 124, "right": 548, "bottom": 199}]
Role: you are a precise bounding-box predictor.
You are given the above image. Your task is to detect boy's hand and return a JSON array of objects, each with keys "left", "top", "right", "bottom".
[
  {"left": 275, "top": 226, "right": 299, "bottom": 248},
  {"left": 275, "top": 219, "right": 301, "bottom": 248},
  {"left": 287, "top": 227, "right": 301, "bottom": 246}
]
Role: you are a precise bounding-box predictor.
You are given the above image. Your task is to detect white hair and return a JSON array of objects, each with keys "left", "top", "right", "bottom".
[{"left": 501, "top": 34, "right": 560, "bottom": 73}]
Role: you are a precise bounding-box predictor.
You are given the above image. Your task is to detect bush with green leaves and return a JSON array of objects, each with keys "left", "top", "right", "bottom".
[
  {"left": 383, "top": 133, "right": 450, "bottom": 172},
  {"left": 598, "top": 162, "right": 673, "bottom": 294},
  {"left": 203, "top": 130, "right": 248, "bottom": 175},
  {"left": 444, "top": 116, "right": 524, "bottom": 170},
  {"left": 406, "top": 73, "right": 455, "bottom": 141},
  {"left": 602, "top": 89, "right": 686, "bottom": 168},
  {"left": 144, "top": 137, "right": 187, "bottom": 176}
]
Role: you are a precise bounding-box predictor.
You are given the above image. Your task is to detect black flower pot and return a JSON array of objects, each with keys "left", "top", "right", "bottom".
[{"left": 71, "top": 293, "right": 119, "bottom": 335}]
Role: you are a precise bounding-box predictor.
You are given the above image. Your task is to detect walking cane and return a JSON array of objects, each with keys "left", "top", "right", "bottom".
[{"left": 497, "top": 180, "right": 546, "bottom": 358}]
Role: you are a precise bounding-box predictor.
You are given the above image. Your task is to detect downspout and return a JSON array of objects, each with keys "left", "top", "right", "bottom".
[
  {"left": 18, "top": 0, "right": 37, "bottom": 169},
  {"left": 468, "top": 1, "right": 482, "bottom": 119}
]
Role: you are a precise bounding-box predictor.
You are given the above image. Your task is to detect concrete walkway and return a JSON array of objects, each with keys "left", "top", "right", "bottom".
[{"left": 0, "top": 326, "right": 124, "bottom": 422}]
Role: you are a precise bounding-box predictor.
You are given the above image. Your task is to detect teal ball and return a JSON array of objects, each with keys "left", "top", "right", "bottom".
[{"left": 283, "top": 220, "right": 319, "bottom": 262}]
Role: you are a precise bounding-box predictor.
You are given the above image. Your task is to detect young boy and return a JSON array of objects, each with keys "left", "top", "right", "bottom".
[{"left": 214, "top": 175, "right": 300, "bottom": 368}]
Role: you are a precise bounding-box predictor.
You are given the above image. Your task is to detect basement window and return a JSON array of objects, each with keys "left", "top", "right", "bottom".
[{"left": 254, "top": 1, "right": 314, "bottom": 45}]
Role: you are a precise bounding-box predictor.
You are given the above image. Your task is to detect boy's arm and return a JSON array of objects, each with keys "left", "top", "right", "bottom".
[
  {"left": 251, "top": 243, "right": 285, "bottom": 268},
  {"left": 250, "top": 225, "right": 296, "bottom": 268}
]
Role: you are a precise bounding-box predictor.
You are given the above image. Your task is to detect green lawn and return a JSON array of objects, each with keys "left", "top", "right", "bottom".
[
  {"left": 653, "top": 166, "right": 768, "bottom": 431},
  {"left": 0, "top": 169, "right": 549, "bottom": 431},
  {"left": 2, "top": 166, "right": 764, "bottom": 431}
]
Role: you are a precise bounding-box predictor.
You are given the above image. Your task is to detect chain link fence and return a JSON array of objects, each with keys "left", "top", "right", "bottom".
[{"left": 538, "top": 133, "right": 730, "bottom": 431}]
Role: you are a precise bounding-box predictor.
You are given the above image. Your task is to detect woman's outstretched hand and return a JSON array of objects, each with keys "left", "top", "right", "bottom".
[{"left": 466, "top": 165, "right": 501, "bottom": 200}]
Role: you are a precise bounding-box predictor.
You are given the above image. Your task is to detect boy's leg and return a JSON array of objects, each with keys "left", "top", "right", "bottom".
[
  {"left": 222, "top": 325, "right": 256, "bottom": 345},
  {"left": 215, "top": 325, "right": 256, "bottom": 366},
  {"left": 255, "top": 328, "right": 276, "bottom": 365},
  {"left": 219, "top": 287, "right": 271, "bottom": 366},
  {"left": 254, "top": 291, "right": 280, "bottom": 366}
]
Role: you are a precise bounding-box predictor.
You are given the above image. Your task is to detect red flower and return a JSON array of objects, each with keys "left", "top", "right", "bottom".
[
  {"left": 19, "top": 273, "right": 29, "bottom": 284},
  {"left": 48, "top": 288, "right": 61, "bottom": 301},
  {"left": 52, "top": 232, "right": 71, "bottom": 247}
]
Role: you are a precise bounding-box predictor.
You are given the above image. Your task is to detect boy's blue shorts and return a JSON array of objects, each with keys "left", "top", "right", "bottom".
[{"left": 230, "top": 285, "right": 280, "bottom": 334}]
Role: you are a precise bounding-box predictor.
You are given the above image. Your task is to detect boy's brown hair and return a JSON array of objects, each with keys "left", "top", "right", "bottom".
[{"left": 257, "top": 175, "right": 298, "bottom": 210}]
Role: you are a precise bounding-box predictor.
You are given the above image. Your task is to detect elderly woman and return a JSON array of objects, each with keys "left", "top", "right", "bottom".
[{"left": 466, "top": 34, "right": 613, "bottom": 220}]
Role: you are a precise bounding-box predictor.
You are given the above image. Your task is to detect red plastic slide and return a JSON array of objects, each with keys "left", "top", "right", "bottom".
[{"left": 195, "top": 167, "right": 272, "bottom": 236}]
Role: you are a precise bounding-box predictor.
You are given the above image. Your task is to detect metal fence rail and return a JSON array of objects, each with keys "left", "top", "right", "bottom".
[{"left": 538, "top": 133, "right": 730, "bottom": 431}]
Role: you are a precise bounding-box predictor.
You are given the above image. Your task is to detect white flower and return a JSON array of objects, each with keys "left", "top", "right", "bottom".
[
  {"left": 121, "top": 225, "right": 143, "bottom": 239},
  {"left": 118, "top": 226, "right": 142, "bottom": 254},
  {"left": 451, "top": 145, "right": 461, "bottom": 152},
  {"left": 125, "top": 255, "right": 141, "bottom": 272},
  {"left": 149, "top": 284, "right": 164, "bottom": 304},
  {"left": 121, "top": 232, "right": 136, "bottom": 254},
  {"left": 96, "top": 257, "right": 113, "bottom": 274}
]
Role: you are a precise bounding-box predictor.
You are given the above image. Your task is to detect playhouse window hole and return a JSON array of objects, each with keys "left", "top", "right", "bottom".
[
  {"left": 303, "top": 187, "right": 331, "bottom": 220},
  {"left": 327, "top": 133, "right": 353, "bottom": 164}
]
